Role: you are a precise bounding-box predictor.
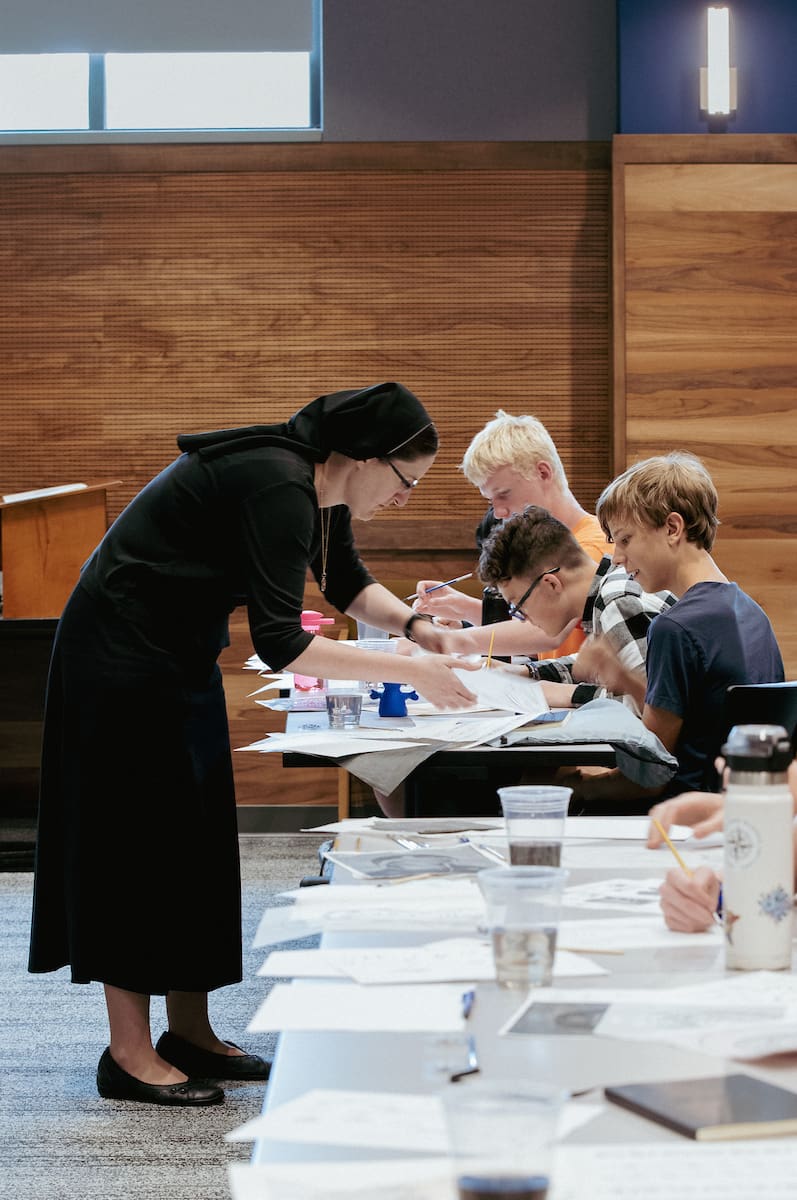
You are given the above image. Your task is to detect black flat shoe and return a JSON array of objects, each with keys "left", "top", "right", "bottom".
[
  {"left": 156, "top": 1030, "right": 271, "bottom": 1082},
  {"left": 96, "top": 1047, "right": 224, "bottom": 1106}
]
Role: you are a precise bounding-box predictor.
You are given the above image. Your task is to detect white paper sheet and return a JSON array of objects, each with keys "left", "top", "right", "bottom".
[
  {"left": 593, "top": 971, "right": 797, "bottom": 1053},
  {"left": 239, "top": 731, "right": 430, "bottom": 756},
  {"left": 676, "top": 1021, "right": 797, "bottom": 1061},
  {"left": 368, "top": 817, "right": 504, "bottom": 833},
  {"left": 252, "top": 878, "right": 487, "bottom": 946},
  {"left": 247, "top": 982, "right": 466, "bottom": 1034},
  {"left": 454, "top": 670, "right": 549, "bottom": 715},
  {"left": 227, "top": 1089, "right": 447, "bottom": 1149},
  {"left": 553, "top": 1140, "right": 797, "bottom": 1200},
  {"left": 557, "top": 915, "right": 723, "bottom": 952},
  {"left": 502, "top": 975, "right": 789, "bottom": 1038},
  {"left": 227, "top": 1088, "right": 602, "bottom": 1148},
  {"left": 563, "top": 818, "right": 692, "bottom": 841},
  {"left": 562, "top": 840, "right": 723, "bottom": 873},
  {"left": 563, "top": 877, "right": 666, "bottom": 913},
  {"left": 228, "top": 1159, "right": 455, "bottom": 1200},
  {"left": 258, "top": 939, "right": 608, "bottom": 984}
]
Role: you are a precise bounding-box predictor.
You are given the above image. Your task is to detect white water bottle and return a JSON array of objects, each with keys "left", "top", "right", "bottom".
[{"left": 722, "top": 724, "right": 794, "bottom": 971}]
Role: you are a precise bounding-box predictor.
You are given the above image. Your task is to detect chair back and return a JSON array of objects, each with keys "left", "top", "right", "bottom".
[{"left": 723, "top": 682, "right": 797, "bottom": 753}]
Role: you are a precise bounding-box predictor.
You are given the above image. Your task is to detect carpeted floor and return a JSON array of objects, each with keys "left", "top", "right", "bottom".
[{"left": 0, "top": 833, "right": 327, "bottom": 1200}]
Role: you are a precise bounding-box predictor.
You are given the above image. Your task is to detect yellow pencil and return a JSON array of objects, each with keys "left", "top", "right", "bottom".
[
  {"left": 652, "top": 818, "right": 692, "bottom": 877},
  {"left": 485, "top": 627, "right": 497, "bottom": 670}
]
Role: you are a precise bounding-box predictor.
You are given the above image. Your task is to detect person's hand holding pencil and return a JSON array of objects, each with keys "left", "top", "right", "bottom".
[
  {"left": 410, "top": 576, "right": 481, "bottom": 625},
  {"left": 653, "top": 817, "right": 722, "bottom": 934}
]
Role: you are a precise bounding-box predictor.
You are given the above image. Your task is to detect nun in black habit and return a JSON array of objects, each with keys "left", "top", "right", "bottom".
[{"left": 28, "top": 381, "right": 477, "bottom": 1107}]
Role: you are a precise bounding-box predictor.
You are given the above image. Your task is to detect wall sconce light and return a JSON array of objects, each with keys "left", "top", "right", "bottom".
[{"left": 700, "top": 6, "right": 737, "bottom": 116}]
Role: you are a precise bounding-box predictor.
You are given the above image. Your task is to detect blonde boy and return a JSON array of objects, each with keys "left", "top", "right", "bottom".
[{"left": 415, "top": 411, "right": 609, "bottom": 659}]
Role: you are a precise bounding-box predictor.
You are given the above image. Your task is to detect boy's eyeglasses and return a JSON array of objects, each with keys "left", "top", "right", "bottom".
[
  {"left": 507, "top": 566, "right": 561, "bottom": 621},
  {"left": 383, "top": 459, "right": 418, "bottom": 490}
]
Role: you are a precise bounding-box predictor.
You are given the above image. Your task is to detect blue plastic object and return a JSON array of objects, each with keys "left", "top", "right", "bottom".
[{"left": 369, "top": 681, "right": 419, "bottom": 718}]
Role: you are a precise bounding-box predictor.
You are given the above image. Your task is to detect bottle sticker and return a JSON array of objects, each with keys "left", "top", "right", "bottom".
[
  {"left": 724, "top": 818, "right": 760, "bottom": 868},
  {"left": 758, "top": 885, "right": 793, "bottom": 923}
]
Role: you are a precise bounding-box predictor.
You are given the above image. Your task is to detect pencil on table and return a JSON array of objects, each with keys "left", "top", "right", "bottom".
[
  {"left": 652, "top": 818, "right": 692, "bottom": 876},
  {"left": 485, "top": 627, "right": 497, "bottom": 670}
]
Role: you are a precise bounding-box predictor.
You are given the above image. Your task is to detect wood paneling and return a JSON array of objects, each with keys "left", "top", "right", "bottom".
[
  {"left": 0, "top": 141, "right": 612, "bottom": 806},
  {"left": 614, "top": 135, "right": 797, "bottom": 677}
]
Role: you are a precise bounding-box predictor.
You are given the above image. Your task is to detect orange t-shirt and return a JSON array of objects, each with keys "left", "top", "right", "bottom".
[{"left": 537, "top": 514, "right": 612, "bottom": 660}]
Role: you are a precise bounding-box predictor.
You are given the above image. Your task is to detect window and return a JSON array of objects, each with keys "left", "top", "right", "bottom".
[
  {"left": 0, "top": 0, "right": 320, "bottom": 140},
  {"left": 0, "top": 54, "right": 89, "bottom": 131},
  {"left": 105, "top": 53, "right": 310, "bottom": 131}
]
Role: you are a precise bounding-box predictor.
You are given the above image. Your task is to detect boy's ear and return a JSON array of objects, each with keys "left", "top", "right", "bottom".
[
  {"left": 665, "top": 511, "right": 686, "bottom": 540},
  {"left": 542, "top": 570, "right": 563, "bottom": 597}
]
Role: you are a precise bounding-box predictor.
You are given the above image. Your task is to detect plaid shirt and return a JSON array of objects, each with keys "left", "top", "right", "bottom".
[{"left": 532, "top": 556, "right": 677, "bottom": 713}]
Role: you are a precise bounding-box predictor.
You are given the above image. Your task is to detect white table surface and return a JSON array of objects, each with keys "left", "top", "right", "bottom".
[{"left": 248, "top": 832, "right": 797, "bottom": 1165}]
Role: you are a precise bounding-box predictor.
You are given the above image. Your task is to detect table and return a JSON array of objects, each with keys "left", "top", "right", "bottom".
[
  {"left": 282, "top": 710, "right": 617, "bottom": 818},
  {"left": 247, "top": 827, "right": 797, "bottom": 1183}
]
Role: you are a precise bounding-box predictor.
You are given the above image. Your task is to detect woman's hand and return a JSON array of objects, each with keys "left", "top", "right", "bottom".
[
  {"left": 659, "top": 865, "right": 721, "bottom": 933},
  {"left": 407, "top": 654, "right": 480, "bottom": 710},
  {"left": 646, "top": 793, "right": 724, "bottom": 847}
]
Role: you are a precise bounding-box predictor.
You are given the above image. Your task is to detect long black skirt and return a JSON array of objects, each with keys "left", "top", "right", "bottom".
[{"left": 28, "top": 585, "right": 242, "bottom": 995}]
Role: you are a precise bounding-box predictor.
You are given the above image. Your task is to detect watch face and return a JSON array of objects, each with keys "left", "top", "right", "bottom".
[{"left": 724, "top": 818, "right": 761, "bottom": 869}]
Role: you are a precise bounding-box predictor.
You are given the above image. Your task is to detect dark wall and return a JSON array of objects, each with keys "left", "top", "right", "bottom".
[
  {"left": 0, "top": 620, "right": 56, "bottom": 819},
  {"left": 323, "top": 0, "right": 617, "bottom": 140},
  {"left": 619, "top": 0, "right": 797, "bottom": 133}
]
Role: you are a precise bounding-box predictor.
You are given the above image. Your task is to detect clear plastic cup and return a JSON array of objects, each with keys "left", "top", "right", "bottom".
[
  {"left": 477, "top": 865, "right": 570, "bottom": 989},
  {"left": 498, "top": 786, "right": 571, "bottom": 868},
  {"left": 442, "top": 1078, "right": 567, "bottom": 1200},
  {"left": 357, "top": 637, "right": 398, "bottom": 691}
]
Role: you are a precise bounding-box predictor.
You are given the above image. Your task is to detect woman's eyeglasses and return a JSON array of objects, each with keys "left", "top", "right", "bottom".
[
  {"left": 383, "top": 459, "right": 418, "bottom": 491},
  {"left": 508, "top": 566, "right": 561, "bottom": 621}
]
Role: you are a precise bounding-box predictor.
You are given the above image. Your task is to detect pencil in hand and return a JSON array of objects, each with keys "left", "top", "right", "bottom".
[
  {"left": 651, "top": 818, "right": 692, "bottom": 876},
  {"left": 485, "top": 627, "right": 497, "bottom": 670}
]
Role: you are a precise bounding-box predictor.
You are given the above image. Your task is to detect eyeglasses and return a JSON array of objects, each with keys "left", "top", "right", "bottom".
[
  {"left": 383, "top": 458, "right": 418, "bottom": 491},
  {"left": 507, "top": 566, "right": 561, "bottom": 621}
]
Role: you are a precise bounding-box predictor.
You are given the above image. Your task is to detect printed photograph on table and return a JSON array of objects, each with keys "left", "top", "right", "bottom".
[{"left": 325, "top": 844, "right": 497, "bottom": 880}]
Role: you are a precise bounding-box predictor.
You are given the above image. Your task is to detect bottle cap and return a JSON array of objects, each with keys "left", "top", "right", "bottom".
[
  {"left": 722, "top": 723, "right": 793, "bottom": 772},
  {"left": 301, "top": 609, "right": 335, "bottom": 634}
]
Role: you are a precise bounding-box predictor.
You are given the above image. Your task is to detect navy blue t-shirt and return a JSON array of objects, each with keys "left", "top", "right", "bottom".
[{"left": 645, "top": 581, "right": 784, "bottom": 795}]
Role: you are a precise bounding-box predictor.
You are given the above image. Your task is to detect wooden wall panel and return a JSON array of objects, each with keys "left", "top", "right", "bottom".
[
  {"left": 0, "top": 142, "right": 611, "bottom": 807},
  {"left": 614, "top": 135, "right": 797, "bottom": 678}
]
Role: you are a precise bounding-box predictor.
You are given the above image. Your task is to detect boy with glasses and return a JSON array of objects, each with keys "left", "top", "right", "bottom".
[{"left": 479, "top": 506, "right": 675, "bottom": 716}]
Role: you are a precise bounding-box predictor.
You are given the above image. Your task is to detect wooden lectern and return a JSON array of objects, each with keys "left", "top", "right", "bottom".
[{"left": 0, "top": 481, "right": 122, "bottom": 619}]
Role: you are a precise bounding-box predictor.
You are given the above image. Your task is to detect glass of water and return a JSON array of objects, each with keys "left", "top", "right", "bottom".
[
  {"left": 477, "top": 866, "right": 569, "bottom": 989},
  {"left": 325, "top": 691, "right": 364, "bottom": 729}
]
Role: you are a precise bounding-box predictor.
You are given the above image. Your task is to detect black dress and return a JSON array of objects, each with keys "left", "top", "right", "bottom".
[{"left": 28, "top": 440, "right": 372, "bottom": 993}]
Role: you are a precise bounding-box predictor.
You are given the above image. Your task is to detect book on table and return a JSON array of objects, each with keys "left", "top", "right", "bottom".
[{"left": 605, "top": 1073, "right": 797, "bottom": 1141}]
